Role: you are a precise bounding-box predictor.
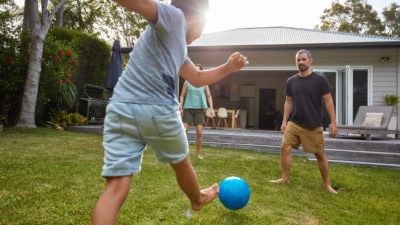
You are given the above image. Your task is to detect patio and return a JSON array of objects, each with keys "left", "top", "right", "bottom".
[{"left": 67, "top": 125, "right": 400, "bottom": 169}]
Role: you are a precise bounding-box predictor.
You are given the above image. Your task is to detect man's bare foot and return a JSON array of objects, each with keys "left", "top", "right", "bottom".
[
  {"left": 325, "top": 185, "right": 337, "bottom": 194},
  {"left": 269, "top": 178, "right": 289, "bottom": 184},
  {"left": 191, "top": 183, "right": 219, "bottom": 211}
]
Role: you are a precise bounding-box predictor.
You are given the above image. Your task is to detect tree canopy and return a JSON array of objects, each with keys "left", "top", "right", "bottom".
[
  {"left": 317, "top": 0, "right": 399, "bottom": 37},
  {"left": 57, "top": 0, "right": 147, "bottom": 46},
  {"left": 382, "top": 2, "right": 400, "bottom": 37}
]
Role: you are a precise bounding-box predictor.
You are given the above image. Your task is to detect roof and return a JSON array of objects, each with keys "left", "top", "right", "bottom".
[{"left": 189, "top": 26, "right": 400, "bottom": 49}]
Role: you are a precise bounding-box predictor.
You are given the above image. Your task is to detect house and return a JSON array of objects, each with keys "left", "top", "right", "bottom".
[{"left": 187, "top": 26, "right": 400, "bottom": 130}]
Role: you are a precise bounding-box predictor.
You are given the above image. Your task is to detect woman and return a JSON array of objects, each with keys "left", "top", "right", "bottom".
[{"left": 179, "top": 64, "right": 214, "bottom": 159}]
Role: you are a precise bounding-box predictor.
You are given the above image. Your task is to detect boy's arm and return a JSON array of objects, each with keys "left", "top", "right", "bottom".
[
  {"left": 115, "top": 0, "right": 157, "bottom": 23},
  {"left": 179, "top": 52, "right": 249, "bottom": 87}
]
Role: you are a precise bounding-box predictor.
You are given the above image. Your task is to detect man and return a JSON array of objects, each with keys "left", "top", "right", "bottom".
[{"left": 270, "top": 49, "right": 337, "bottom": 193}]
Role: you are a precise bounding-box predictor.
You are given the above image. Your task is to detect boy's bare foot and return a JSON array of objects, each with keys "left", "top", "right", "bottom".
[
  {"left": 191, "top": 183, "right": 219, "bottom": 211},
  {"left": 325, "top": 185, "right": 337, "bottom": 194},
  {"left": 269, "top": 178, "right": 289, "bottom": 184}
]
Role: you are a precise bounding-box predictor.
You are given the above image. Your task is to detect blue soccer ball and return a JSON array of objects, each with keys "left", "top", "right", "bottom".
[{"left": 218, "top": 176, "right": 251, "bottom": 210}]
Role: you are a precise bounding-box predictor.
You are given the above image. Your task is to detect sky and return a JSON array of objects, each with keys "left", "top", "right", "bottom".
[
  {"left": 203, "top": 0, "right": 397, "bottom": 33},
  {"left": 14, "top": 0, "right": 396, "bottom": 33}
]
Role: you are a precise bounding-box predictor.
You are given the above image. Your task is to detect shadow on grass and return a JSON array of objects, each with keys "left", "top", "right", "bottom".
[
  {"left": 332, "top": 182, "right": 354, "bottom": 193},
  {"left": 219, "top": 210, "right": 253, "bottom": 224}
]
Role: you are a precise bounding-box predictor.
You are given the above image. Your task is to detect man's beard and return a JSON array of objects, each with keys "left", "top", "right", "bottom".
[{"left": 298, "top": 64, "right": 309, "bottom": 72}]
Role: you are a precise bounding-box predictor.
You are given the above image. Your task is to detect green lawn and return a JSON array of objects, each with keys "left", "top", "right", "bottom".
[{"left": 0, "top": 128, "right": 399, "bottom": 225}]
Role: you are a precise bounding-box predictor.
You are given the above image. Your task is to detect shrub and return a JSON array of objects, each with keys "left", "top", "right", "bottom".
[
  {"left": 383, "top": 94, "right": 399, "bottom": 106},
  {"left": 48, "top": 28, "right": 111, "bottom": 94},
  {"left": 70, "top": 112, "right": 87, "bottom": 126},
  {"left": 37, "top": 28, "right": 111, "bottom": 125},
  {"left": 1, "top": 26, "right": 111, "bottom": 127},
  {"left": 0, "top": 32, "right": 29, "bottom": 126},
  {"left": 38, "top": 37, "right": 79, "bottom": 124},
  {"left": 47, "top": 110, "right": 71, "bottom": 130},
  {"left": 44, "top": 41, "right": 79, "bottom": 110},
  {"left": 47, "top": 110, "right": 87, "bottom": 130}
]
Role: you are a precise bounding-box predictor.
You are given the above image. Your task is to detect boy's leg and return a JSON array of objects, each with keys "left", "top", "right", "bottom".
[
  {"left": 92, "top": 176, "right": 132, "bottom": 225},
  {"left": 183, "top": 123, "right": 190, "bottom": 133},
  {"left": 195, "top": 124, "right": 204, "bottom": 159},
  {"left": 314, "top": 151, "right": 337, "bottom": 193},
  {"left": 170, "top": 156, "right": 219, "bottom": 211}
]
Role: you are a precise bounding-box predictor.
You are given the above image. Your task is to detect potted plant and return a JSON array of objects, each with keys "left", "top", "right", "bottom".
[
  {"left": 383, "top": 94, "right": 399, "bottom": 132},
  {"left": 383, "top": 94, "right": 399, "bottom": 106}
]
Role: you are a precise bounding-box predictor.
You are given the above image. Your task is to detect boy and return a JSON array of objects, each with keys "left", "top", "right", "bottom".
[{"left": 92, "top": 0, "right": 249, "bottom": 224}]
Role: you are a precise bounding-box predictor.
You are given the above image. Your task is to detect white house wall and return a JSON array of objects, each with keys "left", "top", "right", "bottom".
[
  {"left": 188, "top": 47, "right": 400, "bottom": 129},
  {"left": 210, "top": 71, "right": 293, "bottom": 128}
]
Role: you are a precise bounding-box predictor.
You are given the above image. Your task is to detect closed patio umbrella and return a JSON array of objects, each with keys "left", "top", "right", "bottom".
[{"left": 105, "top": 40, "right": 123, "bottom": 91}]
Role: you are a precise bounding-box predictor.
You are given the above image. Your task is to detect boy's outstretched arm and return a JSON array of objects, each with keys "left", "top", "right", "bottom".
[
  {"left": 116, "top": 0, "right": 157, "bottom": 23},
  {"left": 180, "top": 52, "right": 249, "bottom": 87}
]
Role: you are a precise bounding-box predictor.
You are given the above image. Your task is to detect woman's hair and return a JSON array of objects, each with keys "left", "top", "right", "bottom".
[
  {"left": 171, "top": 0, "right": 209, "bottom": 17},
  {"left": 195, "top": 64, "right": 203, "bottom": 70}
]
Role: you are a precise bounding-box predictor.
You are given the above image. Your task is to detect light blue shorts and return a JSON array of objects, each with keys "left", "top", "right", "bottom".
[{"left": 101, "top": 102, "right": 189, "bottom": 177}]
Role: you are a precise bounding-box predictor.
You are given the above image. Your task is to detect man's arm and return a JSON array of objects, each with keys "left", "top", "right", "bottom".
[
  {"left": 323, "top": 93, "right": 337, "bottom": 137},
  {"left": 116, "top": 0, "right": 157, "bottom": 23},
  {"left": 179, "top": 52, "right": 249, "bottom": 87},
  {"left": 280, "top": 96, "right": 293, "bottom": 133}
]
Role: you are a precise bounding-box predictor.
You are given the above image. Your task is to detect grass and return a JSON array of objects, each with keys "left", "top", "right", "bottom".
[{"left": 0, "top": 128, "right": 399, "bottom": 225}]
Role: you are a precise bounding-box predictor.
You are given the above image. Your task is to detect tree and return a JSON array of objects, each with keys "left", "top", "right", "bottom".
[
  {"left": 22, "top": 0, "right": 31, "bottom": 31},
  {"left": 56, "top": 0, "right": 147, "bottom": 46},
  {"left": 94, "top": 0, "right": 147, "bottom": 47},
  {"left": 61, "top": 0, "right": 101, "bottom": 34},
  {"left": 1, "top": 0, "right": 22, "bottom": 36},
  {"left": 317, "top": 0, "right": 385, "bottom": 35},
  {"left": 16, "top": 0, "right": 67, "bottom": 128},
  {"left": 382, "top": 2, "right": 400, "bottom": 37}
]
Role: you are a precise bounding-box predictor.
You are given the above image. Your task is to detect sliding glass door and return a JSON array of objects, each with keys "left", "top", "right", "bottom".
[
  {"left": 352, "top": 69, "right": 369, "bottom": 120},
  {"left": 319, "top": 66, "right": 371, "bottom": 126}
]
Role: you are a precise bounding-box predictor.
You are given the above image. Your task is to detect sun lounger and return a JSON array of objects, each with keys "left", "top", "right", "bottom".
[{"left": 337, "top": 106, "right": 399, "bottom": 141}]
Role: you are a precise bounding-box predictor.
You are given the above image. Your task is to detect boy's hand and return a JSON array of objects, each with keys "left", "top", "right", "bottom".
[{"left": 226, "top": 52, "right": 249, "bottom": 73}]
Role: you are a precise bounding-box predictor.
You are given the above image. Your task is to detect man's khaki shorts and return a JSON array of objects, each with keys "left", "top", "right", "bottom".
[{"left": 282, "top": 121, "right": 325, "bottom": 153}]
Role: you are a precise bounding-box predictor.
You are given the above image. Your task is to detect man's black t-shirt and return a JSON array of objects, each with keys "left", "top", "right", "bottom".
[{"left": 285, "top": 72, "right": 331, "bottom": 128}]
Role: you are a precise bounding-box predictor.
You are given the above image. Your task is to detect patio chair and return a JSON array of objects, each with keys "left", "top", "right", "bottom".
[
  {"left": 76, "top": 84, "right": 108, "bottom": 124},
  {"left": 234, "top": 109, "right": 240, "bottom": 128},
  {"left": 216, "top": 107, "right": 228, "bottom": 128},
  {"left": 337, "top": 106, "right": 399, "bottom": 141},
  {"left": 205, "top": 108, "right": 216, "bottom": 128}
]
